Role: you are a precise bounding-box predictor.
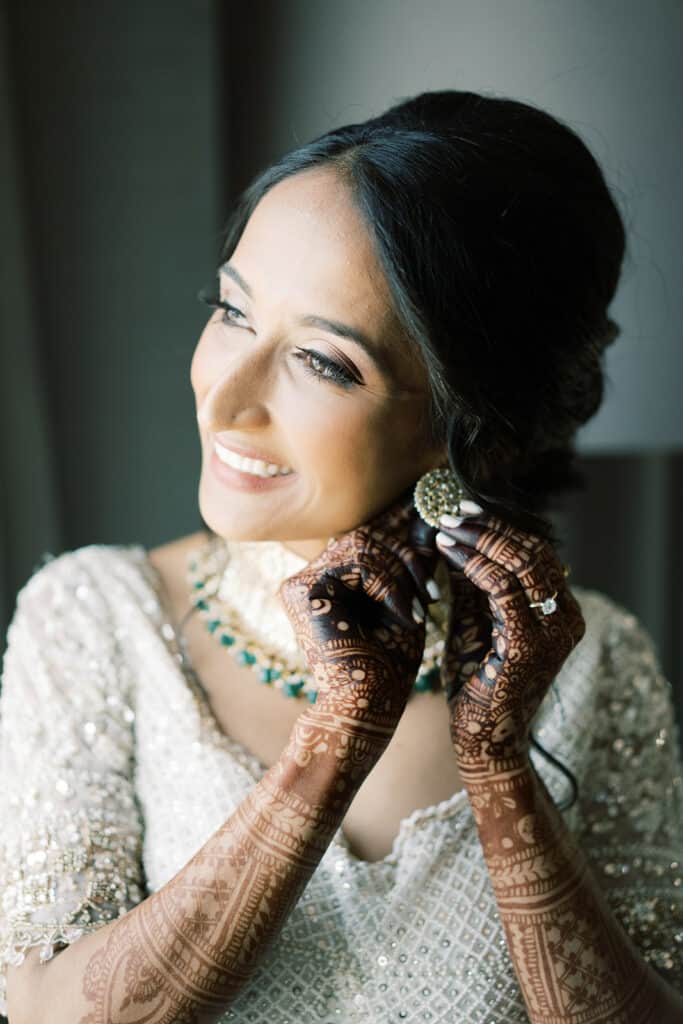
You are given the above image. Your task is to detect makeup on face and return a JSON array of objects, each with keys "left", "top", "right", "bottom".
[{"left": 210, "top": 447, "right": 297, "bottom": 493}]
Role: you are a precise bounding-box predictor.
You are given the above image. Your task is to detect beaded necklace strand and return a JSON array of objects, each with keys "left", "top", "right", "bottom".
[{"left": 186, "top": 534, "right": 448, "bottom": 703}]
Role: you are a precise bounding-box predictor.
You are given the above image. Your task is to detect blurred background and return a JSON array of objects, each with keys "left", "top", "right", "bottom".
[{"left": 1, "top": 0, "right": 681, "bottom": 736}]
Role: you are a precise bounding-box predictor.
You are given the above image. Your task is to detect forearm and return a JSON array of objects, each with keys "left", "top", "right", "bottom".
[
  {"left": 33, "top": 707, "right": 383, "bottom": 1024},
  {"left": 462, "top": 758, "right": 683, "bottom": 1024}
]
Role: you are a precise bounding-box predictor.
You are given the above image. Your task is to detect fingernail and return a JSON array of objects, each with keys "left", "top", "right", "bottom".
[
  {"left": 412, "top": 596, "right": 425, "bottom": 622},
  {"left": 435, "top": 531, "right": 456, "bottom": 547},
  {"left": 439, "top": 513, "right": 465, "bottom": 528},
  {"left": 426, "top": 577, "right": 441, "bottom": 600},
  {"left": 458, "top": 499, "right": 484, "bottom": 515}
]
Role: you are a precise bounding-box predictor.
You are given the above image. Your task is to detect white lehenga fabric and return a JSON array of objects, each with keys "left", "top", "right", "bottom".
[{"left": 0, "top": 543, "right": 681, "bottom": 1021}]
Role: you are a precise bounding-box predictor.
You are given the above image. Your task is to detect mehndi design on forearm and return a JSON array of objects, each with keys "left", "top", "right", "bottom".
[
  {"left": 440, "top": 516, "right": 583, "bottom": 773},
  {"left": 437, "top": 513, "right": 683, "bottom": 1023},
  {"left": 81, "top": 754, "right": 354, "bottom": 1023},
  {"left": 79, "top": 496, "right": 433, "bottom": 1023},
  {"left": 466, "top": 762, "right": 678, "bottom": 1023}
]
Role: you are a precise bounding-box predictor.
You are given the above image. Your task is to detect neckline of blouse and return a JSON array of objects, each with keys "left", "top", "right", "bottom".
[{"left": 121, "top": 542, "right": 474, "bottom": 870}]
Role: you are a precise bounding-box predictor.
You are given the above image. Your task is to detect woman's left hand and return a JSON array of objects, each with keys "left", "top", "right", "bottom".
[{"left": 434, "top": 512, "right": 586, "bottom": 778}]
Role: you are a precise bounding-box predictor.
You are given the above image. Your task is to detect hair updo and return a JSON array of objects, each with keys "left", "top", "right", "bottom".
[{"left": 219, "top": 89, "right": 626, "bottom": 542}]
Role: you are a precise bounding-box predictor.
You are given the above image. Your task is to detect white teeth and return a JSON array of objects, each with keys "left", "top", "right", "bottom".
[{"left": 214, "top": 441, "right": 293, "bottom": 478}]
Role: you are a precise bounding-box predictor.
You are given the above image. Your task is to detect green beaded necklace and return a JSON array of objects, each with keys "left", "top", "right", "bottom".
[{"left": 187, "top": 534, "right": 448, "bottom": 704}]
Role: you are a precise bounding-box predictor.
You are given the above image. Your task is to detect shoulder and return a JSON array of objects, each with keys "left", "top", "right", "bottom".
[
  {"left": 557, "top": 584, "right": 672, "bottom": 715},
  {"left": 571, "top": 588, "right": 679, "bottom": 766},
  {"left": 568, "top": 583, "right": 661, "bottom": 661},
  {"left": 1, "top": 544, "right": 158, "bottom": 747},
  {"left": 12, "top": 542, "right": 144, "bottom": 625},
  {"left": 571, "top": 586, "right": 676, "bottom": 742},
  {"left": 569, "top": 584, "right": 667, "bottom": 690},
  {"left": 532, "top": 584, "right": 676, "bottom": 789},
  {"left": 4, "top": 542, "right": 155, "bottom": 668},
  {"left": 14, "top": 531, "right": 209, "bottom": 619}
]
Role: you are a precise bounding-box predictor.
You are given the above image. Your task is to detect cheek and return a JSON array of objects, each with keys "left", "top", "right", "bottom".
[
  {"left": 361, "top": 402, "right": 424, "bottom": 473},
  {"left": 308, "top": 401, "right": 423, "bottom": 488},
  {"left": 291, "top": 400, "right": 375, "bottom": 482},
  {"left": 280, "top": 400, "right": 386, "bottom": 526}
]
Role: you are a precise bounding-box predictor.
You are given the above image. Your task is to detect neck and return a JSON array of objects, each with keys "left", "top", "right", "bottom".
[{"left": 279, "top": 537, "right": 331, "bottom": 563}]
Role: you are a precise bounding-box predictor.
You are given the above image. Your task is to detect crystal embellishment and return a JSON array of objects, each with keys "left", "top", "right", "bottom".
[
  {"left": 413, "top": 467, "right": 466, "bottom": 527},
  {"left": 1, "top": 543, "right": 682, "bottom": 1021}
]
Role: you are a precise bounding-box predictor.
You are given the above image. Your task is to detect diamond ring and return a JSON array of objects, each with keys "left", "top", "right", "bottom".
[{"left": 529, "top": 591, "right": 559, "bottom": 616}]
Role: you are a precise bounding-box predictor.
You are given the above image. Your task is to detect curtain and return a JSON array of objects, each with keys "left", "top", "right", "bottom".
[{"left": 0, "top": 2, "right": 63, "bottom": 634}]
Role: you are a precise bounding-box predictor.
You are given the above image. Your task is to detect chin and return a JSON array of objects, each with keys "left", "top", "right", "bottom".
[
  {"left": 198, "top": 462, "right": 356, "bottom": 545},
  {"left": 198, "top": 494, "right": 322, "bottom": 550}
]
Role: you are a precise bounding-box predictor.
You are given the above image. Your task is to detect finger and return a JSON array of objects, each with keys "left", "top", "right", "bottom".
[
  {"left": 365, "top": 533, "right": 434, "bottom": 619},
  {"left": 436, "top": 544, "right": 493, "bottom": 698},
  {"left": 408, "top": 511, "right": 438, "bottom": 561},
  {"left": 364, "top": 569, "right": 427, "bottom": 635},
  {"left": 311, "top": 567, "right": 420, "bottom": 636},
  {"left": 438, "top": 514, "right": 569, "bottom": 617},
  {"left": 367, "top": 505, "right": 439, "bottom": 609},
  {"left": 447, "top": 567, "right": 491, "bottom": 620},
  {"left": 411, "top": 525, "right": 443, "bottom": 605},
  {"left": 435, "top": 534, "right": 539, "bottom": 641},
  {"left": 316, "top": 519, "right": 431, "bottom": 628},
  {"left": 441, "top": 586, "right": 492, "bottom": 699}
]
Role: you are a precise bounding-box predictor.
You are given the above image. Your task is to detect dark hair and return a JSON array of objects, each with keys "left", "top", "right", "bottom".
[{"left": 217, "top": 89, "right": 626, "bottom": 544}]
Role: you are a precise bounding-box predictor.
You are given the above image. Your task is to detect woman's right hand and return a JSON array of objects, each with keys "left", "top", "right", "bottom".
[{"left": 277, "top": 489, "right": 439, "bottom": 776}]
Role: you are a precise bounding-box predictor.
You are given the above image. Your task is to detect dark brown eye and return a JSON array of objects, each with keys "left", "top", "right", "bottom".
[
  {"left": 197, "top": 289, "right": 359, "bottom": 389},
  {"left": 293, "top": 349, "right": 359, "bottom": 389}
]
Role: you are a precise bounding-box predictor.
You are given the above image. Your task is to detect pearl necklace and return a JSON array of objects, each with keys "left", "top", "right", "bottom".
[{"left": 186, "top": 533, "right": 450, "bottom": 702}]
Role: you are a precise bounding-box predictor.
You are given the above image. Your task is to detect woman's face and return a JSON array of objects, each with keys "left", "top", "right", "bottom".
[{"left": 191, "top": 167, "right": 445, "bottom": 562}]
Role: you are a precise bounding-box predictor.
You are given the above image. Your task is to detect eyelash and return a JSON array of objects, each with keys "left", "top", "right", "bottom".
[{"left": 199, "top": 295, "right": 359, "bottom": 389}]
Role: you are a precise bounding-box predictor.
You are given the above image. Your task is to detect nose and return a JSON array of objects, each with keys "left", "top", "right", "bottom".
[{"left": 196, "top": 344, "right": 273, "bottom": 433}]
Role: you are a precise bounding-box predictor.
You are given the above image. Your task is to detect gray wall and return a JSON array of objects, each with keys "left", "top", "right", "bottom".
[{"left": 226, "top": 0, "right": 683, "bottom": 453}]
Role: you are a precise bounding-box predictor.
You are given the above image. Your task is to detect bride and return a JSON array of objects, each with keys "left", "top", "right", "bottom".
[{"left": 2, "top": 89, "right": 682, "bottom": 1023}]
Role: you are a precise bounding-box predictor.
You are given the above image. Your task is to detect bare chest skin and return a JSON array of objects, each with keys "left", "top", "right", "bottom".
[{"left": 147, "top": 532, "right": 463, "bottom": 862}]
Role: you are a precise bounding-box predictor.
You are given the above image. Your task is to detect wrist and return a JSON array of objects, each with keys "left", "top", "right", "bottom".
[
  {"left": 276, "top": 704, "right": 390, "bottom": 811},
  {"left": 460, "top": 758, "right": 587, "bottom": 882},
  {"left": 299, "top": 661, "right": 410, "bottom": 745},
  {"left": 457, "top": 750, "right": 533, "bottom": 790}
]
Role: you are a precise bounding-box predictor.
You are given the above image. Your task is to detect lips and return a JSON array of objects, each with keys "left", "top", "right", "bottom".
[
  {"left": 209, "top": 447, "right": 296, "bottom": 492},
  {"left": 212, "top": 436, "right": 291, "bottom": 469}
]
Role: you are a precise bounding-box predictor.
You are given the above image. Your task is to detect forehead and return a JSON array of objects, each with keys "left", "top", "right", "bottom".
[{"left": 232, "top": 168, "right": 426, "bottom": 385}]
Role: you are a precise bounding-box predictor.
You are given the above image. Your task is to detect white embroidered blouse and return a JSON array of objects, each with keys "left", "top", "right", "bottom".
[{"left": 0, "top": 543, "right": 681, "bottom": 1022}]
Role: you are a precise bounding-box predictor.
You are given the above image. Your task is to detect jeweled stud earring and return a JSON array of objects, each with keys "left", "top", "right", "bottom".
[{"left": 413, "top": 466, "right": 468, "bottom": 527}]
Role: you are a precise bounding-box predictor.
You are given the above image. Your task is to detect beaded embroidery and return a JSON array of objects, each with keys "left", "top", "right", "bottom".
[{"left": 0, "top": 545, "right": 681, "bottom": 1022}]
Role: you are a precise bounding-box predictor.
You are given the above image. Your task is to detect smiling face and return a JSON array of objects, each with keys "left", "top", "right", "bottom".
[{"left": 191, "top": 166, "right": 446, "bottom": 561}]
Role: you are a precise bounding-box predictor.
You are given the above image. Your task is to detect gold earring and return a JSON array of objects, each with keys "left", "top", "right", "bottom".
[{"left": 413, "top": 466, "right": 468, "bottom": 527}]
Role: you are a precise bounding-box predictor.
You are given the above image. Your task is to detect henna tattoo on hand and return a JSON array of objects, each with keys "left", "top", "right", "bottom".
[
  {"left": 436, "top": 513, "right": 683, "bottom": 1023},
  {"left": 278, "top": 492, "right": 437, "bottom": 739},
  {"left": 465, "top": 765, "right": 682, "bottom": 1023},
  {"left": 436, "top": 513, "right": 585, "bottom": 774},
  {"left": 79, "top": 741, "right": 368, "bottom": 1023},
  {"left": 76, "top": 493, "right": 438, "bottom": 1023}
]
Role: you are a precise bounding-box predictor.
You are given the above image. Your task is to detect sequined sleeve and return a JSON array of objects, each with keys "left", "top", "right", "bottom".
[
  {"left": 575, "top": 602, "right": 683, "bottom": 992},
  {"left": 0, "top": 550, "right": 146, "bottom": 1016}
]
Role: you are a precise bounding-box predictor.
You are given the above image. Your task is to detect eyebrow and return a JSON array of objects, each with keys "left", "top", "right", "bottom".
[{"left": 218, "top": 261, "right": 397, "bottom": 381}]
